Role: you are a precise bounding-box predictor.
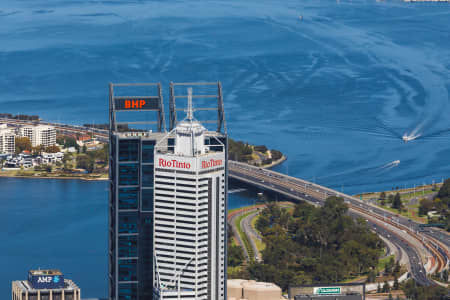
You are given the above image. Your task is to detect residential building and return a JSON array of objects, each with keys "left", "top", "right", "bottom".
[
  {"left": 12, "top": 269, "right": 81, "bottom": 300},
  {"left": 19, "top": 125, "right": 56, "bottom": 147},
  {"left": 0, "top": 125, "right": 16, "bottom": 154}
]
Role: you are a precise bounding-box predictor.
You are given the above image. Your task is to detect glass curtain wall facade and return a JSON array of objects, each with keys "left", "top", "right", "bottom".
[{"left": 110, "top": 136, "right": 158, "bottom": 300}]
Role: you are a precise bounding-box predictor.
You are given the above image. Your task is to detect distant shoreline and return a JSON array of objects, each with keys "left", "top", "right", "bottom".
[
  {"left": 0, "top": 172, "right": 108, "bottom": 181},
  {"left": 0, "top": 157, "right": 286, "bottom": 181}
]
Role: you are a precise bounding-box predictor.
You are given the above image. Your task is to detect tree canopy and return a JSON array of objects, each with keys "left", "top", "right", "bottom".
[
  {"left": 249, "top": 197, "right": 383, "bottom": 290},
  {"left": 15, "top": 137, "right": 32, "bottom": 154}
]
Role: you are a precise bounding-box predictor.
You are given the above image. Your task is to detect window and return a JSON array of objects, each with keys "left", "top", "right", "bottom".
[
  {"left": 142, "top": 165, "right": 154, "bottom": 187},
  {"left": 118, "top": 188, "right": 138, "bottom": 210},
  {"left": 118, "top": 259, "right": 138, "bottom": 281},
  {"left": 119, "top": 283, "right": 138, "bottom": 300},
  {"left": 142, "top": 189, "right": 154, "bottom": 211},
  {"left": 142, "top": 140, "right": 156, "bottom": 163},
  {"left": 119, "top": 235, "right": 138, "bottom": 257},
  {"left": 119, "top": 212, "right": 138, "bottom": 233},
  {"left": 119, "top": 139, "right": 139, "bottom": 161},
  {"left": 119, "top": 164, "right": 138, "bottom": 186}
]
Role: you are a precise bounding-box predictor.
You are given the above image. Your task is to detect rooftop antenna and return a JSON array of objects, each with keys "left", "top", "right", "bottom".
[{"left": 186, "top": 88, "right": 194, "bottom": 120}]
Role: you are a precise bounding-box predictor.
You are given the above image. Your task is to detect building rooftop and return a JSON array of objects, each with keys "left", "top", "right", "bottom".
[
  {"left": 29, "top": 269, "right": 62, "bottom": 276},
  {"left": 21, "top": 125, "right": 54, "bottom": 130},
  {"left": 13, "top": 279, "right": 79, "bottom": 293}
]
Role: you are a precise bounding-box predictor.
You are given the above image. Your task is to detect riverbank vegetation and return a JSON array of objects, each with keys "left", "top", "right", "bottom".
[
  {"left": 228, "top": 138, "right": 284, "bottom": 167},
  {"left": 360, "top": 179, "right": 450, "bottom": 230},
  {"left": 229, "top": 197, "right": 383, "bottom": 290}
]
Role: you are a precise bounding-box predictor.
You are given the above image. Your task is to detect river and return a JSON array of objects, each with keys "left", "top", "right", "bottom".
[{"left": 0, "top": 0, "right": 449, "bottom": 297}]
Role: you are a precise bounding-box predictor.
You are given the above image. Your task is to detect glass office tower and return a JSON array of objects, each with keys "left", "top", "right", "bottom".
[{"left": 109, "top": 83, "right": 166, "bottom": 300}]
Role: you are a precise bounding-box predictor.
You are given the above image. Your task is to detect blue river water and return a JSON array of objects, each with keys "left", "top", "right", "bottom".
[{"left": 0, "top": 0, "right": 449, "bottom": 298}]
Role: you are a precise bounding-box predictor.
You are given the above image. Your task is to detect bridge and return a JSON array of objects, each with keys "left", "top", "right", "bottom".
[{"left": 229, "top": 160, "right": 449, "bottom": 286}]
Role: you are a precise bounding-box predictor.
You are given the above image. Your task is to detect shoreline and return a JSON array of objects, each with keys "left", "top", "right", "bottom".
[
  {"left": 260, "top": 155, "right": 287, "bottom": 169},
  {"left": 0, "top": 156, "right": 288, "bottom": 182},
  {"left": 0, "top": 173, "right": 108, "bottom": 181}
]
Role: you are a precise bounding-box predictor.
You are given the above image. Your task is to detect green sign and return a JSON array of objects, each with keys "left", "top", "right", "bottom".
[{"left": 313, "top": 287, "right": 341, "bottom": 295}]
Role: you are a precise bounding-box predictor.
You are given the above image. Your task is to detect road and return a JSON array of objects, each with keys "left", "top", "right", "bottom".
[
  {"left": 229, "top": 160, "right": 448, "bottom": 286},
  {"left": 241, "top": 210, "right": 262, "bottom": 262}
]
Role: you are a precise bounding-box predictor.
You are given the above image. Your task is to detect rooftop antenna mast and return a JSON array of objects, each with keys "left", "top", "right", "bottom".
[{"left": 186, "top": 88, "right": 194, "bottom": 120}]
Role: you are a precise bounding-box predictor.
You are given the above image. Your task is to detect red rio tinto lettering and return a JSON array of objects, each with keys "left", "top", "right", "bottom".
[
  {"left": 202, "top": 159, "right": 222, "bottom": 169},
  {"left": 159, "top": 158, "right": 191, "bottom": 169}
]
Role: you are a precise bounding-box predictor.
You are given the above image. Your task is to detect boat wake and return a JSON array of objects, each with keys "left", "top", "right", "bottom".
[{"left": 379, "top": 160, "right": 401, "bottom": 171}]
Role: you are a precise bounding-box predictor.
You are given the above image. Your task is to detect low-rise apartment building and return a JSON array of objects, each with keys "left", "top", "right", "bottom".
[{"left": 19, "top": 125, "right": 56, "bottom": 147}]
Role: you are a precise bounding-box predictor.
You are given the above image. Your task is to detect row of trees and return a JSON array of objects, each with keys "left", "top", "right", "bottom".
[
  {"left": 56, "top": 135, "right": 80, "bottom": 150},
  {"left": 379, "top": 191, "right": 403, "bottom": 211},
  {"left": 247, "top": 197, "right": 383, "bottom": 290},
  {"left": 15, "top": 137, "right": 61, "bottom": 154},
  {"left": 0, "top": 113, "right": 39, "bottom": 120},
  {"left": 74, "top": 145, "right": 108, "bottom": 173},
  {"left": 227, "top": 224, "right": 245, "bottom": 267},
  {"left": 415, "top": 179, "right": 450, "bottom": 230}
]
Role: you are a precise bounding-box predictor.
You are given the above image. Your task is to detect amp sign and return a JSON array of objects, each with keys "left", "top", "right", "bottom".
[{"left": 28, "top": 272, "right": 64, "bottom": 289}]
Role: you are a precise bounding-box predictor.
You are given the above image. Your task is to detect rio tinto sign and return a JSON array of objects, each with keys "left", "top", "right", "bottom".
[
  {"left": 201, "top": 159, "right": 222, "bottom": 169},
  {"left": 157, "top": 157, "right": 223, "bottom": 170},
  {"left": 159, "top": 158, "right": 191, "bottom": 169}
]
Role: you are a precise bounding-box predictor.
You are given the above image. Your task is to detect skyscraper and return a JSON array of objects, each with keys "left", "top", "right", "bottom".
[
  {"left": 109, "top": 82, "right": 227, "bottom": 300},
  {"left": 153, "top": 88, "right": 227, "bottom": 300}
]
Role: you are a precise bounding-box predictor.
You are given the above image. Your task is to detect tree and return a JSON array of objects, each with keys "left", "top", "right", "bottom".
[
  {"left": 380, "top": 191, "right": 386, "bottom": 200},
  {"left": 15, "top": 137, "right": 32, "bottom": 154},
  {"left": 385, "top": 256, "right": 395, "bottom": 274},
  {"left": 418, "top": 198, "right": 434, "bottom": 216},
  {"left": 82, "top": 144, "right": 87, "bottom": 153},
  {"left": 382, "top": 281, "right": 390, "bottom": 293},
  {"left": 32, "top": 145, "right": 45, "bottom": 155},
  {"left": 56, "top": 135, "right": 65, "bottom": 145},
  {"left": 393, "top": 276, "right": 399, "bottom": 290},
  {"left": 392, "top": 193, "right": 402, "bottom": 211},
  {"left": 442, "top": 269, "right": 449, "bottom": 282},
  {"left": 271, "top": 149, "right": 283, "bottom": 160},
  {"left": 45, "top": 145, "right": 61, "bottom": 153},
  {"left": 377, "top": 282, "right": 381, "bottom": 293},
  {"left": 228, "top": 244, "right": 244, "bottom": 267},
  {"left": 62, "top": 153, "right": 72, "bottom": 170},
  {"left": 76, "top": 155, "right": 94, "bottom": 173},
  {"left": 388, "top": 194, "right": 394, "bottom": 204}
]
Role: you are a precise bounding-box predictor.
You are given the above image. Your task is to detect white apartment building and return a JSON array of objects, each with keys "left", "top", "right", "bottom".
[
  {"left": 0, "top": 125, "right": 16, "bottom": 154},
  {"left": 19, "top": 125, "right": 56, "bottom": 147},
  {"left": 153, "top": 91, "right": 226, "bottom": 300}
]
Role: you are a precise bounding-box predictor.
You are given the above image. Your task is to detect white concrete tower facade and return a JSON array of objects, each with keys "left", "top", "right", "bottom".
[{"left": 153, "top": 89, "right": 226, "bottom": 300}]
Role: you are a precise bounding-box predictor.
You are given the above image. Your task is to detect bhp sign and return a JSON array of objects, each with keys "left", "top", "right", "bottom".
[
  {"left": 202, "top": 159, "right": 222, "bottom": 169},
  {"left": 159, "top": 158, "right": 191, "bottom": 169},
  {"left": 124, "top": 99, "right": 146, "bottom": 109}
]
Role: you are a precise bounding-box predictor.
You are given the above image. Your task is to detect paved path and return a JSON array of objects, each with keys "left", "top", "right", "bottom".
[{"left": 241, "top": 210, "right": 262, "bottom": 261}]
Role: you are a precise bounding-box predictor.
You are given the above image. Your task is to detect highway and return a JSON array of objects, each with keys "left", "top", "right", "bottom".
[{"left": 228, "top": 160, "right": 449, "bottom": 286}]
